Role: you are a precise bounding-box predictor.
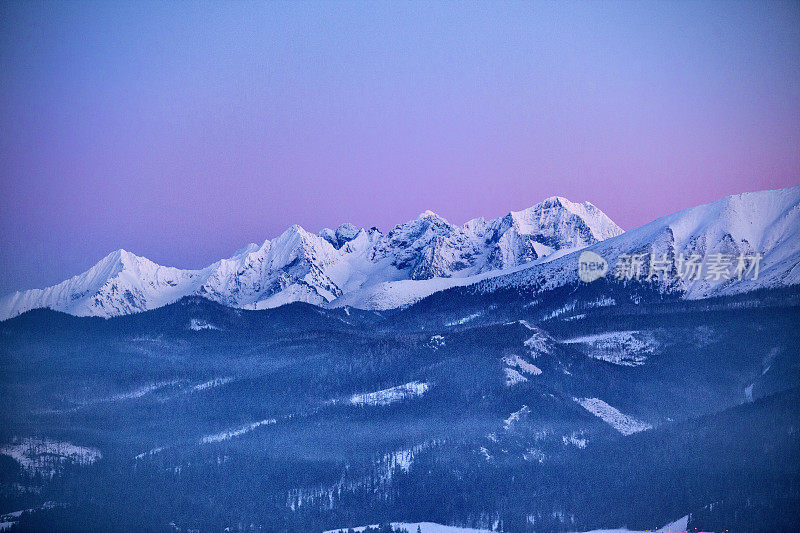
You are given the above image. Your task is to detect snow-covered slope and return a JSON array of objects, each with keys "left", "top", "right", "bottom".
[
  {"left": 0, "top": 196, "right": 622, "bottom": 320},
  {"left": 472, "top": 186, "right": 800, "bottom": 299}
]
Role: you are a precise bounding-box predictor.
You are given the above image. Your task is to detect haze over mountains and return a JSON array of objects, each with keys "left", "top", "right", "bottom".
[{"left": 1, "top": 187, "right": 798, "bottom": 321}]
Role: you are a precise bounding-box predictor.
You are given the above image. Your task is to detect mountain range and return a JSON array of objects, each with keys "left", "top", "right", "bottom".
[
  {"left": 1, "top": 187, "right": 799, "bottom": 532},
  {"left": 1, "top": 186, "right": 798, "bottom": 320}
]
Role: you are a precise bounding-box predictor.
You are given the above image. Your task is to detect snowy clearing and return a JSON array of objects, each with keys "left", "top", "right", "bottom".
[
  {"left": 200, "top": 419, "right": 276, "bottom": 444},
  {"left": 134, "top": 447, "right": 165, "bottom": 460},
  {"left": 0, "top": 502, "right": 59, "bottom": 531},
  {"left": 562, "top": 433, "right": 588, "bottom": 449},
  {"left": 428, "top": 335, "right": 446, "bottom": 348},
  {"left": 446, "top": 311, "right": 483, "bottom": 326},
  {"left": 503, "top": 405, "right": 531, "bottom": 431},
  {"left": 1, "top": 438, "right": 101, "bottom": 478},
  {"left": 503, "top": 367, "right": 528, "bottom": 386},
  {"left": 562, "top": 331, "right": 656, "bottom": 366},
  {"left": 189, "top": 318, "right": 219, "bottom": 331},
  {"left": 574, "top": 398, "right": 652, "bottom": 436},
  {"left": 503, "top": 354, "right": 542, "bottom": 376},
  {"left": 192, "top": 377, "right": 234, "bottom": 391},
  {"left": 524, "top": 330, "right": 552, "bottom": 358},
  {"left": 350, "top": 381, "right": 430, "bottom": 406}
]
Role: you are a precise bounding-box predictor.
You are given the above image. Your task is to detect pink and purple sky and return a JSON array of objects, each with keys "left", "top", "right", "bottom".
[{"left": 1, "top": 1, "right": 799, "bottom": 294}]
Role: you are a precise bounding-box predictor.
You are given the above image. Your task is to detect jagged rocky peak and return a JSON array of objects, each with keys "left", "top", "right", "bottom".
[
  {"left": 318, "top": 227, "right": 337, "bottom": 246},
  {"left": 335, "top": 223, "right": 359, "bottom": 242},
  {"left": 388, "top": 209, "right": 453, "bottom": 241},
  {"left": 278, "top": 223, "right": 312, "bottom": 241},
  {"left": 319, "top": 223, "right": 366, "bottom": 249},
  {"left": 499, "top": 196, "right": 623, "bottom": 242},
  {"left": 369, "top": 209, "right": 455, "bottom": 268},
  {"left": 257, "top": 225, "right": 331, "bottom": 271}
]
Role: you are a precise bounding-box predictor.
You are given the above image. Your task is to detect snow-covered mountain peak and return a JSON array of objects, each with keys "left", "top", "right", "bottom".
[
  {"left": 619, "top": 186, "right": 800, "bottom": 257},
  {"left": 279, "top": 223, "right": 312, "bottom": 241},
  {"left": 319, "top": 223, "right": 367, "bottom": 249},
  {"left": 504, "top": 196, "right": 624, "bottom": 241},
  {"left": 77, "top": 248, "right": 169, "bottom": 292},
  {"left": 538, "top": 195, "right": 569, "bottom": 207},
  {"left": 339, "top": 227, "right": 380, "bottom": 254},
  {"left": 98, "top": 247, "right": 137, "bottom": 267},
  {"left": 335, "top": 222, "right": 360, "bottom": 242},
  {"left": 109, "top": 248, "right": 163, "bottom": 274},
  {"left": 417, "top": 209, "right": 447, "bottom": 221},
  {"left": 93, "top": 248, "right": 130, "bottom": 278}
]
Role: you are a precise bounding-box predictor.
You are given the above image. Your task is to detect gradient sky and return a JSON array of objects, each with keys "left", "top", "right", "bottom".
[{"left": 1, "top": 1, "right": 799, "bottom": 294}]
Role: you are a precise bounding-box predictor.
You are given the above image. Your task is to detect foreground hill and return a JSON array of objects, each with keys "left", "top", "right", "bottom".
[{"left": 1, "top": 282, "right": 798, "bottom": 531}]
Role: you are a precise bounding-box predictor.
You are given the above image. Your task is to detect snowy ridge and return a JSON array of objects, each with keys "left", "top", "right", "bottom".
[
  {"left": 0, "top": 195, "right": 623, "bottom": 320},
  {"left": 191, "top": 377, "right": 234, "bottom": 391},
  {"left": 41, "top": 380, "right": 180, "bottom": 415}
]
